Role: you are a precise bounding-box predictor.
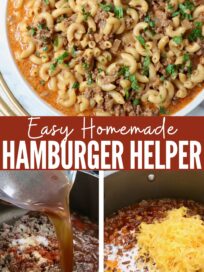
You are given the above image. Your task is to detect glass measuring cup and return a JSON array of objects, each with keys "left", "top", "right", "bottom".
[{"left": 0, "top": 170, "right": 76, "bottom": 211}]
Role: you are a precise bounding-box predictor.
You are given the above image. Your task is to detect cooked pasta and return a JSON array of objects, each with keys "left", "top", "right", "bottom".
[{"left": 7, "top": 0, "right": 204, "bottom": 116}]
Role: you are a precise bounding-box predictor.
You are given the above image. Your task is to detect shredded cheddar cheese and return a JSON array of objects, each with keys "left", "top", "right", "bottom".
[{"left": 136, "top": 207, "right": 204, "bottom": 272}]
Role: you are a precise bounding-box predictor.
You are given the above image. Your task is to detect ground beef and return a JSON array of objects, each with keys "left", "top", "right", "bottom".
[
  {"left": 104, "top": 199, "right": 204, "bottom": 272},
  {"left": 181, "top": 19, "right": 193, "bottom": 29},
  {"left": 100, "top": 75, "right": 117, "bottom": 84},
  {"left": 0, "top": 212, "right": 98, "bottom": 272},
  {"left": 111, "top": 39, "right": 121, "bottom": 54},
  {"left": 104, "top": 95, "right": 115, "bottom": 112},
  {"left": 64, "top": 15, "right": 78, "bottom": 28},
  {"left": 34, "top": 28, "right": 53, "bottom": 45},
  {"left": 94, "top": 10, "right": 109, "bottom": 24}
]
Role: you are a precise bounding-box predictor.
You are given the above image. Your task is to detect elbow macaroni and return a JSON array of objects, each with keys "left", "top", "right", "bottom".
[{"left": 8, "top": 0, "right": 204, "bottom": 116}]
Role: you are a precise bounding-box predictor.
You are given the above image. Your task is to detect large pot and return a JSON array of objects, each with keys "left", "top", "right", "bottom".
[{"left": 104, "top": 171, "right": 204, "bottom": 216}]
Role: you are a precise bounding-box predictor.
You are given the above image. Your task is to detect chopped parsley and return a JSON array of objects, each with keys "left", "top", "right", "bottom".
[
  {"left": 118, "top": 66, "right": 130, "bottom": 79},
  {"left": 114, "top": 6, "right": 124, "bottom": 18},
  {"left": 71, "top": 46, "right": 77, "bottom": 57},
  {"left": 72, "top": 82, "right": 79, "bottom": 89},
  {"left": 37, "top": 23, "right": 45, "bottom": 30},
  {"left": 160, "top": 75, "right": 165, "bottom": 81},
  {"left": 87, "top": 73, "right": 94, "bottom": 85},
  {"left": 143, "top": 56, "right": 151, "bottom": 77},
  {"left": 136, "top": 35, "right": 146, "bottom": 47},
  {"left": 167, "top": 4, "right": 174, "bottom": 11},
  {"left": 100, "top": 3, "right": 113, "bottom": 12},
  {"left": 133, "top": 98, "right": 140, "bottom": 106},
  {"left": 118, "top": 66, "right": 140, "bottom": 91},
  {"left": 98, "top": 68, "right": 103, "bottom": 73},
  {"left": 183, "top": 53, "right": 190, "bottom": 62},
  {"left": 30, "top": 27, "right": 36, "bottom": 36},
  {"left": 100, "top": 3, "right": 124, "bottom": 18},
  {"left": 49, "top": 51, "right": 69, "bottom": 72},
  {"left": 144, "top": 15, "right": 155, "bottom": 28},
  {"left": 56, "top": 51, "right": 69, "bottom": 64},
  {"left": 82, "top": 6, "right": 91, "bottom": 21},
  {"left": 188, "top": 21, "right": 203, "bottom": 42},
  {"left": 82, "top": 62, "right": 90, "bottom": 70},
  {"left": 187, "top": 62, "right": 192, "bottom": 75},
  {"left": 44, "top": 0, "right": 49, "bottom": 4},
  {"left": 53, "top": 37, "right": 59, "bottom": 47},
  {"left": 50, "top": 63, "right": 57, "bottom": 73},
  {"left": 159, "top": 106, "right": 166, "bottom": 114},
  {"left": 166, "top": 64, "right": 177, "bottom": 77},
  {"left": 173, "top": 36, "right": 183, "bottom": 45},
  {"left": 129, "top": 75, "right": 140, "bottom": 91},
  {"left": 172, "top": 11, "right": 180, "bottom": 17},
  {"left": 182, "top": 53, "right": 192, "bottom": 75},
  {"left": 42, "top": 46, "right": 48, "bottom": 51},
  {"left": 125, "top": 88, "right": 130, "bottom": 100},
  {"left": 172, "top": 0, "right": 195, "bottom": 20},
  {"left": 56, "top": 15, "right": 66, "bottom": 23}
]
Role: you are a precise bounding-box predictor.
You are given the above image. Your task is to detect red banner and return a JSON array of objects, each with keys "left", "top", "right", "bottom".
[{"left": 0, "top": 116, "right": 203, "bottom": 170}]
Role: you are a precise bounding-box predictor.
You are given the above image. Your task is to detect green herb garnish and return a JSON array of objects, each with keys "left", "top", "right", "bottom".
[
  {"left": 53, "top": 37, "right": 59, "bottom": 47},
  {"left": 133, "top": 98, "right": 140, "bottom": 106},
  {"left": 159, "top": 106, "right": 166, "bottom": 114},
  {"left": 100, "top": 3, "right": 113, "bottom": 12},
  {"left": 172, "top": 11, "right": 180, "bottom": 17},
  {"left": 87, "top": 73, "right": 94, "bottom": 85},
  {"left": 168, "top": 4, "right": 174, "bottom": 11},
  {"left": 37, "top": 23, "right": 44, "bottom": 30},
  {"left": 42, "top": 46, "right": 48, "bottom": 51},
  {"left": 129, "top": 75, "right": 140, "bottom": 91},
  {"left": 144, "top": 15, "right": 155, "bottom": 28},
  {"left": 183, "top": 53, "right": 190, "bottom": 62},
  {"left": 173, "top": 35, "right": 183, "bottom": 44},
  {"left": 119, "top": 66, "right": 140, "bottom": 90},
  {"left": 188, "top": 21, "right": 203, "bottom": 42},
  {"left": 125, "top": 88, "right": 130, "bottom": 100},
  {"left": 30, "top": 27, "right": 36, "bottom": 36},
  {"left": 118, "top": 66, "right": 130, "bottom": 79},
  {"left": 50, "top": 63, "right": 57, "bottom": 73},
  {"left": 98, "top": 68, "right": 103, "bottom": 73},
  {"left": 83, "top": 62, "right": 90, "bottom": 70},
  {"left": 72, "top": 82, "right": 79, "bottom": 89},
  {"left": 114, "top": 6, "right": 124, "bottom": 18},
  {"left": 172, "top": 0, "right": 195, "bottom": 20},
  {"left": 166, "top": 64, "right": 177, "bottom": 77},
  {"left": 82, "top": 6, "right": 91, "bottom": 21},
  {"left": 71, "top": 46, "right": 77, "bottom": 57},
  {"left": 143, "top": 56, "right": 151, "bottom": 77},
  {"left": 136, "top": 35, "right": 146, "bottom": 47},
  {"left": 56, "top": 51, "right": 69, "bottom": 64}
]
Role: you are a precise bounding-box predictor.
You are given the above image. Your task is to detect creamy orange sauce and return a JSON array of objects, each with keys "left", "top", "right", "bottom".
[
  {"left": 7, "top": 0, "right": 204, "bottom": 116},
  {"left": 7, "top": 0, "right": 91, "bottom": 116}
]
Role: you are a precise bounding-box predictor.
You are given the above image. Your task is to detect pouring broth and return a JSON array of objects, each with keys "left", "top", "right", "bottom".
[{"left": 0, "top": 171, "right": 74, "bottom": 272}]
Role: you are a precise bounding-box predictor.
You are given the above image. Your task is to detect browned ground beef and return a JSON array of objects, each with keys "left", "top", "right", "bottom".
[
  {"left": 0, "top": 212, "right": 98, "bottom": 272},
  {"left": 104, "top": 199, "right": 204, "bottom": 271}
]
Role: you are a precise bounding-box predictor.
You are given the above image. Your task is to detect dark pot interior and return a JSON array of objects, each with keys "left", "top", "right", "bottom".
[{"left": 104, "top": 171, "right": 204, "bottom": 217}]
